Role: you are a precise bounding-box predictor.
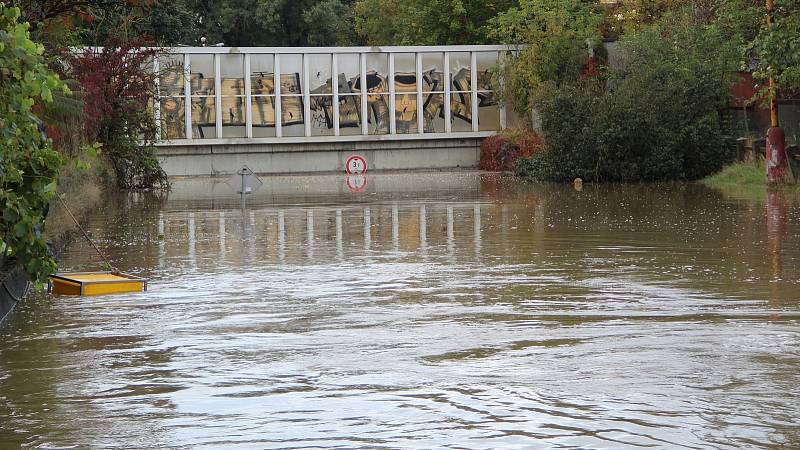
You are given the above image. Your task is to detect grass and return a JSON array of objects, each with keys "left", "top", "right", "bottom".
[
  {"left": 701, "top": 160, "right": 800, "bottom": 202},
  {"left": 702, "top": 160, "right": 767, "bottom": 188}
]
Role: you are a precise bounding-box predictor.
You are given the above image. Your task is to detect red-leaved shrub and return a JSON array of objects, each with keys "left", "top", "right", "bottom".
[
  {"left": 69, "top": 36, "right": 167, "bottom": 189},
  {"left": 480, "top": 130, "right": 542, "bottom": 171}
]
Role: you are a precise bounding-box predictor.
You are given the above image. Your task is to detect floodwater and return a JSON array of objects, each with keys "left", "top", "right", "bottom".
[{"left": 1, "top": 172, "right": 800, "bottom": 449}]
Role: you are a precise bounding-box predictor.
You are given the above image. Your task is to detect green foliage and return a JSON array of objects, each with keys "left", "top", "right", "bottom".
[
  {"left": 183, "top": 0, "right": 356, "bottom": 46},
  {"left": 487, "top": 0, "right": 601, "bottom": 123},
  {"left": 0, "top": 4, "right": 66, "bottom": 281},
  {"left": 342, "top": 0, "right": 516, "bottom": 45},
  {"left": 81, "top": 0, "right": 198, "bottom": 46},
  {"left": 516, "top": 21, "right": 738, "bottom": 182},
  {"left": 73, "top": 142, "right": 102, "bottom": 171},
  {"left": 747, "top": 0, "right": 800, "bottom": 100}
]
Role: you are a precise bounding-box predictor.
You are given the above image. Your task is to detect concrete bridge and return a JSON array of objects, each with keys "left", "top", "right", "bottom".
[{"left": 153, "top": 45, "right": 517, "bottom": 176}]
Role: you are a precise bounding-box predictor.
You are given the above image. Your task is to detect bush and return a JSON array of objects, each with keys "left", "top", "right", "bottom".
[
  {"left": 70, "top": 36, "right": 167, "bottom": 190},
  {"left": 0, "top": 5, "right": 66, "bottom": 281},
  {"left": 480, "top": 130, "right": 542, "bottom": 171},
  {"left": 516, "top": 20, "right": 739, "bottom": 182}
]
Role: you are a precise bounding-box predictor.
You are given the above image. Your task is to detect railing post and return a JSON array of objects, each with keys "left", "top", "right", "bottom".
[
  {"left": 215, "top": 53, "right": 222, "bottom": 138},
  {"left": 332, "top": 53, "right": 340, "bottom": 136},
  {"left": 389, "top": 52, "right": 396, "bottom": 135},
  {"left": 303, "top": 53, "right": 311, "bottom": 137},
  {"left": 416, "top": 52, "right": 423, "bottom": 135},
  {"left": 361, "top": 52, "right": 368, "bottom": 135},
  {"left": 274, "top": 53, "right": 282, "bottom": 138},
  {"left": 184, "top": 53, "right": 192, "bottom": 139},
  {"left": 245, "top": 53, "right": 253, "bottom": 138},
  {"left": 471, "top": 51, "right": 479, "bottom": 132},
  {"left": 444, "top": 51, "right": 451, "bottom": 134}
]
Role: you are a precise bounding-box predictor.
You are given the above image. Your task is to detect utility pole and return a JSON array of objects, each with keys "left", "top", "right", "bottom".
[{"left": 765, "top": 0, "right": 790, "bottom": 183}]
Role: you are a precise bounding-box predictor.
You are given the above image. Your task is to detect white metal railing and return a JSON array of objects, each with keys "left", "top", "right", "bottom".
[{"left": 154, "top": 45, "right": 517, "bottom": 145}]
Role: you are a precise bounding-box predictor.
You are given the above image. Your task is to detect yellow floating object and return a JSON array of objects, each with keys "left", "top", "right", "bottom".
[{"left": 49, "top": 272, "right": 148, "bottom": 296}]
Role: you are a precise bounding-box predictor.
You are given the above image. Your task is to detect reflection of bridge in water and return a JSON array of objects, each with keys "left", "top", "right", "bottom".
[{"left": 156, "top": 202, "right": 491, "bottom": 266}]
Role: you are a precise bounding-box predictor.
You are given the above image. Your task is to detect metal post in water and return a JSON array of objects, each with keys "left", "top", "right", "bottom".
[
  {"left": 447, "top": 206, "right": 455, "bottom": 257},
  {"left": 241, "top": 171, "right": 247, "bottom": 209},
  {"left": 392, "top": 205, "right": 399, "bottom": 253}
]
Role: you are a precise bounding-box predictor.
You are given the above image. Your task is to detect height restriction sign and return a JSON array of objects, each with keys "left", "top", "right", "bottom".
[{"left": 346, "top": 155, "right": 367, "bottom": 174}]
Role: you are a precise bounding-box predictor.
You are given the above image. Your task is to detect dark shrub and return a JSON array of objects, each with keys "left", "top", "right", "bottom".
[{"left": 516, "top": 22, "right": 738, "bottom": 182}]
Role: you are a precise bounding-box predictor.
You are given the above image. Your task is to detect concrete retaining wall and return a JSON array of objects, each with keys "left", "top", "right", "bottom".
[{"left": 156, "top": 137, "right": 483, "bottom": 176}]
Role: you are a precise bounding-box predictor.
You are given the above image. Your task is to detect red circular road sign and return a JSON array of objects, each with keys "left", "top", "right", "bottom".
[
  {"left": 346, "top": 155, "right": 367, "bottom": 174},
  {"left": 345, "top": 174, "right": 368, "bottom": 193}
]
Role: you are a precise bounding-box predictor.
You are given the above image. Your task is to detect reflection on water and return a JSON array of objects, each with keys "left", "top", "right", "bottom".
[{"left": 2, "top": 173, "right": 800, "bottom": 448}]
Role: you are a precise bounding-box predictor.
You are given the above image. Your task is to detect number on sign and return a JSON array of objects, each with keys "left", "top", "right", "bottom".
[{"left": 345, "top": 155, "right": 367, "bottom": 174}]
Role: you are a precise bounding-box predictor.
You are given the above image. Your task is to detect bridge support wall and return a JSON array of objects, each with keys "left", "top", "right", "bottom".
[{"left": 156, "top": 137, "right": 483, "bottom": 176}]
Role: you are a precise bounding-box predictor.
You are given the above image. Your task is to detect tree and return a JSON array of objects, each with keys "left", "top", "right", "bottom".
[
  {"left": 183, "top": 0, "right": 354, "bottom": 47},
  {"left": 80, "top": 0, "right": 197, "bottom": 46},
  {"left": 488, "top": 0, "right": 601, "bottom": 122},
  {"left": 747, "top": 0, "right": 800, "bottom": 100},
  {"left": 0, "top": 4, "right": 66, "bottom": 281},
  {"left": 69, "top": 37, "right": 167, "bottom": 189},
  {"left": 341, "top": 0, "right": 517, "bottom": 45}
]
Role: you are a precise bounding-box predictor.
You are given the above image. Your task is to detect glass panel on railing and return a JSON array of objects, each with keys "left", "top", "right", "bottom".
[
  {"left": 421, "top": 53, "right": 444, "bottom": 93},
  {"left": 450, "top": 93, "right": 472, "bottom": 131},
  {"left": 394, "top": 53, "right": 416, "bottom": 93},
  {"left": 251, "top": 54, "right": 275, "bottom": 95},
  {"left": 367, "top": 93, "right": 390, "bottom": 134},
  {"left": 280, "top": 54, "right": 304, "bottom": 93},
  {"left": 190, "top": 54, "right": 215, "bottom": 95},
  {"left": 478, "top": 103, "right": 501, "bottom": 131},
  {"left": 395, "top": 94, "right": 417, "bottom": 133},
  {"left": 221, "top": 96, "right": 246, "bottom": 137},
  {"left": 449, "top": 52, "right": 471, "bottom": 92},
  {"left": 251, "top": 96, "right": 276, "bottom": 137},
  {"left": 308, "top": 54, "right": 332, "bottom": 94},
  {"left": 160, "top": 97, "right": 185, "bottom": 139},
  {"left": 281, "top": 96, "right": 305, "bottom": 136},
  {"left": 423, "top": 93, "right": 445, "bottom": 133},
  {"left": 219, "top": 54, "right": 244, "bottom": 96},
  {"left": 158, "top": 55, "right": 184, "bottom": 96},
  {"left": 191, "top": 97, "right": 216, "bottom": 138},
  {"left": 366, "top": 53, "right": 389, "bottom": 94},
  {"left": 476, "top": 51, "right": 499, "bottom": 92},
  {"left": 339, "top": 95, "right": 362, "bottom": 135},
  {"left": 337, "top": 53, "right": 360, "bottom": 94},
  {"left": 310, "top": 95, "right": 334, "bottom": 136}
]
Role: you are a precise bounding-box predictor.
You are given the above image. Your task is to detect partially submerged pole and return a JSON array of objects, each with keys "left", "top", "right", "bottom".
[{"left": 765, "top": 0, "right": 790, "bottom": 183}]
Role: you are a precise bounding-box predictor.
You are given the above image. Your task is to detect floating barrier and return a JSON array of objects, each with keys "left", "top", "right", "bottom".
[{"left": 49, "top": 272, "right": 147, "bottom": 296}]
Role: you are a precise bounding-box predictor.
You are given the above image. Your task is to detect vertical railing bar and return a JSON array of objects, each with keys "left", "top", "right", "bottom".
[
  {"left": 215, "top": 54, "right": 222, "bottom": 138},
  {"left": 416, "top": 52, "right": 423, "bottom": 135},
  {"left": 332, "top": 53, "right": 340, "bottom": 136},
  {"left": 153, "top": 56, "right": 161, "bottom": 140},
  {"left": 444, "top": 51, "right": 451, "bottom": 134},
  {"left": 184, "top": 53, "right": 192, "bottom": 139},
  {"left": 498, "top": 51, "right": 507, "bottom": 129},
  {"left": 361, "top": 52, "right": 368, "bottom": 135},
  {"left": 389, "top": 52, "right": 396, "bottom": 135},
  {"left": 245, "top": 53, "right": 253, "bottom": 138},
  {"left": 471, "top": 51, "right": 479, "bottom": 132},
  {"left": 303, "top": 53, "right": 311, "bottom": 137},
  {"left": 275, "top": 53, "right": 282, "bottom": 138}
]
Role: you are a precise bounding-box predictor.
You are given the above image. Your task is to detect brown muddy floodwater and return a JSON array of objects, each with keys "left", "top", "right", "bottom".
[{"left": 1, "top": 172, "right": 799, "bottom": 449}]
